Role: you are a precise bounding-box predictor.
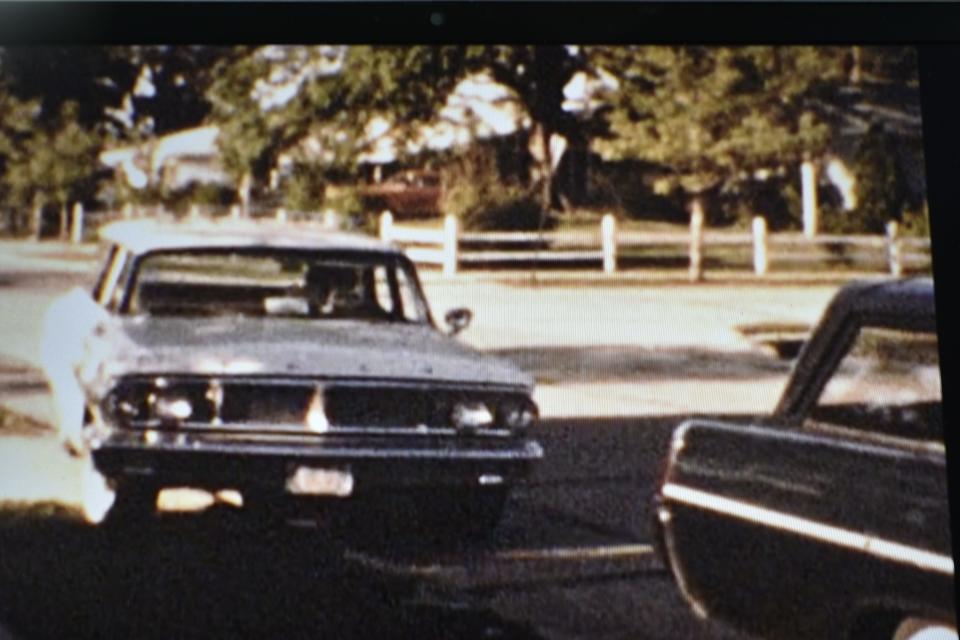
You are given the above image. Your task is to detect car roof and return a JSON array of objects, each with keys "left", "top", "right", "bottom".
[
  {"left": 827, "top": 277, "right": 936, "bottom": 323},
  {"left": 100, "top": 218, "right": 400, "bottom": 256}
]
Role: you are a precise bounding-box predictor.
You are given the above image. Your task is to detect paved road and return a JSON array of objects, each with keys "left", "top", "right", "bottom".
[
  {"left": 0, "top": 416, "right": 747, "bottom": 640},
  {"left": 0, "top": 242, "right": 845, "bottom": 639}
]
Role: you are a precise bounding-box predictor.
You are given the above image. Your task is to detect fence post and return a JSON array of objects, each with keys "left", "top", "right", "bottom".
[
  {"left": 601, "top": 214, "right": 617, "bottom": 274},
  {"left": 122, "top": 203, "right": 134, "bottom": 219},
  {"left": 230, "top": 205, "right": 241, "bottom": 220},
  {"left": 801, "top": 160, "right": 818, "bottom": 239},
  {"left": 752, "top": 216, "right": 768, "bottom": 276},
  {"left": 323, "top": 208, "right": 338, "bottom": 228},
  {"left": 886, "top": 220, "right": 903, "bottom": 277},
  {"left": 70, "top": 203, "right": 84, "bottom": 244},
  {"left": 443, "top": 214, "right": 459, "bottom": 277},
  {"left": 379, "top": 210, "right": 393, "bottom": 242},
  {"left": 275, "top": 207, "right": 287, "bottom": 223},
  {"left": 189, "top": 204, "right": 201, "bottom": 219},
  {"left": 689, "top": 201, "right": 705, "bottom": 282}
]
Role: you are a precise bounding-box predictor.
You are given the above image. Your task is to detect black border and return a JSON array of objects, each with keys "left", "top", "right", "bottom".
[
  {"left": 0, "top": 0, "right": 958, "bottom": 625},
  {"left": 1, "top": 2, "right": 960, "bottom": 45}
]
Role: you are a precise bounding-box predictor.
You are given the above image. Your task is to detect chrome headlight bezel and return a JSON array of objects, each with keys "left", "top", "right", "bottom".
[
  {"left": 152, "top": 395, "right": 194, "bottom": 422},
  {"left": 497, "top": 397, "right": 538, "bottom": 431},
  {"left": 450, "top": 401, "right": 495, "bottom": 431}
]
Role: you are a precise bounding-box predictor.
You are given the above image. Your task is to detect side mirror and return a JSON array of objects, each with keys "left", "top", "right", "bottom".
[{"left": 444, "top": 308, "right": 472, "bottom": 336}]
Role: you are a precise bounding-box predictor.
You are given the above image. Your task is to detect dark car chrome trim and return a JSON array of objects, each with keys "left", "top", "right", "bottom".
[
  {"left": 656, "top": 505, "right": 710, "bottom": 620},
  {"left": 661, "top": 482, "right": 954, "bottom": 576},
  {"left": 671, "top": 419, "right": 947, "bottom": 465}
]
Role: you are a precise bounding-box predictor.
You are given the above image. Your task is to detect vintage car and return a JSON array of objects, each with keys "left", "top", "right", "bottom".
[
  {"left": 44, "top": 218, "right": 541, "bottom": 528},
  {"left": 360, "top": 170, "right": 442, "bottom": 218},
  {"left": 653, "top": 278, "right": 955, "bottom": 640}
]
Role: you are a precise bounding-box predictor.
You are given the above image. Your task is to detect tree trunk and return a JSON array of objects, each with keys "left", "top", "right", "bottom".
[
  {"left": 851, "top": 46, "right": 862, "bottom": 84},
  {"left": 537, "top": 125, "right": 553, "bottom": 215},
  {"left": 59, "top": 203, "right": 68, "bottom": 240},
  {"left": 32, "top": 200, "right": 44, "bottom": 241},
  {"left": 239, "top": 172, "right": 252, "bottom": 217}
]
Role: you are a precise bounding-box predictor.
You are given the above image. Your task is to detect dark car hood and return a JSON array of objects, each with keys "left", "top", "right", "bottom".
[{"left": 101, "top": 315, "right": 532, "bottom": 389}]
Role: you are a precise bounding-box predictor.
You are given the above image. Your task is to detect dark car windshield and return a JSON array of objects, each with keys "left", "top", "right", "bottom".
[{"left": 124, "top": 249, "right": 430, "bottom": 323}]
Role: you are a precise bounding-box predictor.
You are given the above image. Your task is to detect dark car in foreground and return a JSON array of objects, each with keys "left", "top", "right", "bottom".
[
  {"left": 653, "top": 278, "right": 955, "bottom": 640},
  {"left": 45, "top": 218, "right": 541, "bottom": 529}
]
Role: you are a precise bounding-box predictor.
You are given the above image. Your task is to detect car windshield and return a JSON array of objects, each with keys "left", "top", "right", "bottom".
[{"left": 125, "top": 249, "right": 430, "bottom": 323}]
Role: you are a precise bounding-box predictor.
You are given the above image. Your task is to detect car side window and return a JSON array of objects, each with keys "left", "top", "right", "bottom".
[
  {"left": 396, "top": 266, "right": 427, "bottom": 323},
  {"left": 92, "top": 245, "right": 119, "bottom": 301},
  {"left": 809, "top": 326, "right": 942, "bottom": 442},
  {"left": 107, "top": 251, "right": 136, "bottom": 312},
  {"left": 372, "top": 266, "right": 395, "bottom": 315},
  {"left": 96, "top": 248, "right": 130, "bottom": 308}
]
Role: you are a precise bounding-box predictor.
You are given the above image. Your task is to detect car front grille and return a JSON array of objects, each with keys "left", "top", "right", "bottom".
[{"left": 106, "top": 375, "right": 526, "bottom": 435}]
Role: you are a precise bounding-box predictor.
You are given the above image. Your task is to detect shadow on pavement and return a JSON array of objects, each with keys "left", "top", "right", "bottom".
[
  {"left": 490, "top": 345, "right": 792, "bottom": 384},
  {"left": 0, "top": 505, "right": 543, "bottom": 640}
]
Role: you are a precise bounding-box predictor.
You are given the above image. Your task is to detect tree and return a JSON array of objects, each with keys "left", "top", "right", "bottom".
[
  {"left": 592, "top": 46, "right": 842, "bottom": 222},
  {"left": 123, "top": 46, "right": 237, "bottom": 137},
  {"left": 207, "top": 46, "right": 613, "bottom": 216},
  {"left": 0, "top": 91, "right": 40, "bottom": 233},
  {"left": 2, "top": 101, "right": 100, "bottom": 238},
  {"left": 847, "top": 124, "right": 908, "bottom": 234}
]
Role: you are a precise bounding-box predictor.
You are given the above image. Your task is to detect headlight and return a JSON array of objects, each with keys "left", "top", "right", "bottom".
[
  {"left": 451, "top": 401, "right": 494, "bottom": 431},
  {"left": 499, "top": 398, "right": 538, "bottom": 430},
  {"left": 153, "top": 396, "right": 193, "bottom": 421}
]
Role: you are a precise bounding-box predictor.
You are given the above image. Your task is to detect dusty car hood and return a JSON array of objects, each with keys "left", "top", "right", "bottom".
[{"left": 100, "top": 316, "right": 533, "bottom": 390}]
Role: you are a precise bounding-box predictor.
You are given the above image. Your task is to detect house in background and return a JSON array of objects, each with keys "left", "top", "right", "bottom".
[{"left": 99, "top": 124, "right": 232, "bottom": 194}]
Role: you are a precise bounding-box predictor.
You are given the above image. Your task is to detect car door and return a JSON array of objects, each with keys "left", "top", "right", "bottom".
[{"left": 657, "top": 322, "right": 951, "bottom": 639}]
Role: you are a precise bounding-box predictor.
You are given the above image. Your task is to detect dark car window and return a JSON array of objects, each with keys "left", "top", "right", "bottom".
[
  {"left": 125, "top": 249, "right": 429, "bottom": 323},
  {"left": 809, "top": 326, "right": 942, "bottom": 442}
]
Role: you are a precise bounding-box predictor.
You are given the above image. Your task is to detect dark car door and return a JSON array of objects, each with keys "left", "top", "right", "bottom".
[{"left": 657, "top": 320, "right": 953, "bottom": 640}]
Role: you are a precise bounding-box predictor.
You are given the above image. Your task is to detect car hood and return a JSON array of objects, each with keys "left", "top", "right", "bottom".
[{"left": 97, "top": 315, "right": 533, "bottom": 390}]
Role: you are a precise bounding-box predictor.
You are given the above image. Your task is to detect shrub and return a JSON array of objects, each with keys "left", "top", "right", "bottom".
[
  {"left": 462, "top": 189, "right": 553, "bottom": 231},
  {"left": 901, "top": 204, "right": 931, "bottom": 238},
  {"left": 159, "top": 182, "right": 235, "bottom": 215},
  {"left": 442, "top": 147, "right": 554, "bottom": 231},
  {"left": 282, "top": 163, "right": 326, "bottom": 213}
]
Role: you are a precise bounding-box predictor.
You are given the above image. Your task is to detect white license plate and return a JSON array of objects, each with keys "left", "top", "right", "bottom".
[{"left": 286, "top": 467, "right": 354, "bottom": 497}]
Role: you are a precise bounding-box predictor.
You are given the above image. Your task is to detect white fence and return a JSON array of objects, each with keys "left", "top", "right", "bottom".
[
  {"left": 71, "top": 205, "right": 931, "bottom": 280},
  {"left": 379, "top": 210, "right": 932, "bottom": 280}
]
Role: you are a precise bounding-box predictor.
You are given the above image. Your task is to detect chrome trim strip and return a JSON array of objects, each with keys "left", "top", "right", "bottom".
[
  {"left": 125, "top": 421, "right": 513, "bottom": 438},
  {"left": 118, "top": 375, "right": 529, "bottom": 394},
  {"left": 107, "top": 438, "right": 545, "bottom": 461},
  {"left": 661, "top": 482, "right": 954, "bottom": 576},
  {"left": 657, "top": 505, "right": 709, "bottom": 619},
  {"left": 673, "top": 419, "right": 946, "bottom": 466}
]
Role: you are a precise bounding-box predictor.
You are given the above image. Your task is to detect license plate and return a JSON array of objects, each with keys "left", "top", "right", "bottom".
[{"left": 286, "top": 467, "right": 354, "bottom": 497}]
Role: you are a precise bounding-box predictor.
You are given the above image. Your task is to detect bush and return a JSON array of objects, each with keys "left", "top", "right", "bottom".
[
  {"left": 159, "top": 182, "right": 236, "bottom": 215},
  {"left": 282, "top": 163, "right": 326, "bottom": 213},
  {"left": 323, "top": 186, "right": 370, "bottom": 230},
  {"left": 901, "top": 204, "right": 931, "bottom": 238},
  {"left": 843, "top": 125, "right": 908, "bottom": 234},
  {"left": 442, "top": 147, "right": 554, "bottom": 231},
  {"left": 462, "top": 190, "right": 552, "bottom": 231}
]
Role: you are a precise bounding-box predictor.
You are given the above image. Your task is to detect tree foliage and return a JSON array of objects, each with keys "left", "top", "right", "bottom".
[
  {"left": 0, "top": 45, "right": 928, "bottom": 237},
  {"left": 593, "top": 46, "right": 841, "bottom": 203}
]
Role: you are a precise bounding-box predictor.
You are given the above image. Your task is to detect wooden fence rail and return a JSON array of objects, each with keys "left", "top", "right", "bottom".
[
  {"left": 76, "top": 205, "right": 931, "bottom": 280},
  {"left": 378, "top": 210, "right": 932, "bottom": 280}
]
